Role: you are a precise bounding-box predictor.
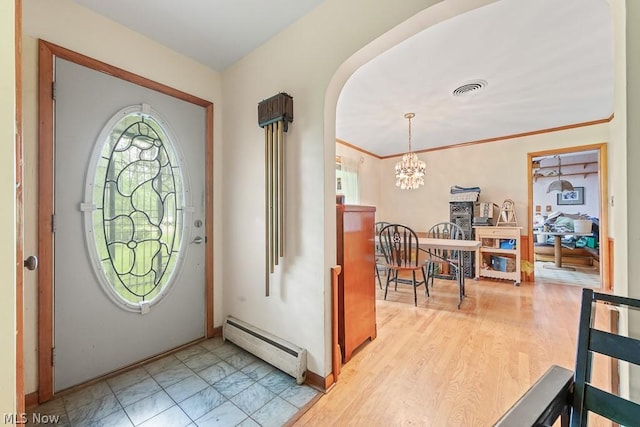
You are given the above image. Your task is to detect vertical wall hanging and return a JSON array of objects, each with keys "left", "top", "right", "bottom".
[{"left": 258, "top": 93, "right": 293, "bottom": 296}]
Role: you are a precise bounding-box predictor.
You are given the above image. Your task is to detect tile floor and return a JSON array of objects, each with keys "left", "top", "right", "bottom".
[
  {"left": 534, "top": 260, "right": 600, "bottom": 288},
  {"left": 30, "top": 337, "right": 320, "bottom": 426}
]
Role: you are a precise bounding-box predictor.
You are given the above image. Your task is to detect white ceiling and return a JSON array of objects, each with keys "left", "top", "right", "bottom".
[
  {"left": 337, "top": 0, "right": 613, "bottom": 157},
  {"left": 73, "top": 0, "right": 613, "bottom": 158},
  {"left": 73, "top": 0, "right": 324, "bottom": 70}
]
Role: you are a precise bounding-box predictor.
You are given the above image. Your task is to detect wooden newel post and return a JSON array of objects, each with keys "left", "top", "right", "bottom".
[{"left": 331, "top": 265, "right": 342, "bottom": 383}]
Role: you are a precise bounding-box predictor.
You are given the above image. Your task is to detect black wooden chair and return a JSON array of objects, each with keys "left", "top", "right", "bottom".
[
  {"left": 424, "top": 221, "right": 466, "bottom": 289},
  {"left": 378, "top": 223, "right": 428, "bottom": 306},
  {"left": 494, "top": 288, "right": 640, "bottom": 426},
  {"left": 374, "top": 221, "right": 391, "bottom": 289}
]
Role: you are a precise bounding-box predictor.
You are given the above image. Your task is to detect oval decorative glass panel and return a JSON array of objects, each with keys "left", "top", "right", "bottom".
[{"left": 84, "top": 105, "right": 187, "bottom": 311}]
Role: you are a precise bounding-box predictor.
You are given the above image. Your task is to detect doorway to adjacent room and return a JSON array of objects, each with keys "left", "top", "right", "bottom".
[{"left": 527, "top": 144, "right": 609, "bottom": 290}]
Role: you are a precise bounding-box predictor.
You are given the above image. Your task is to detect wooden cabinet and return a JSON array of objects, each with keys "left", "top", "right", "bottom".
[
  {"left": 336, "top": 204, "right": 377, "bottom": 363},
  {"left": 474, "top": 226, "right": 522, "bottom": 286}
]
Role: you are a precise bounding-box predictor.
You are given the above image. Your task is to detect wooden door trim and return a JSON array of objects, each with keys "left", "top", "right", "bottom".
[
  {"left": 526, "top": 143, "right": 610, "bottom": 290},
  {"left": 15, "top": 0, "right": 24, "bottom": 415},
  {"left": 37, "top": 40, "right": 215, "bottom": 402},
  {"left": 37, "top": 39, "right": 54, "bottom": 404}
]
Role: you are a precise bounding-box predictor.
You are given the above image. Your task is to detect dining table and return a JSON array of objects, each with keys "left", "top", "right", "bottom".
[
  {"left": 534, "top": 230, "right": 593, "bottom": 270},
  {"left": 417, "top": 237, "right": 481, "bottom": 308},
  {"left": 375, "top": 235, "right": 481, "bottom": 308}
]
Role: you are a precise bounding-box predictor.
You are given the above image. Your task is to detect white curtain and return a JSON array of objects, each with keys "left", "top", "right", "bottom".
[{"left": 338, "top": 156, "right": 360, "bottom": 204}]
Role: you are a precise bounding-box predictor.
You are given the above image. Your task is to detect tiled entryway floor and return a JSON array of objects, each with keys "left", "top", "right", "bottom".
[{"left": 30, "top": 337, "right": 320, "bottom": 426}]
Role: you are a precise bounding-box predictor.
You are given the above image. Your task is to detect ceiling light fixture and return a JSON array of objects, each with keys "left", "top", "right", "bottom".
[
  {"left": 395, "top": 113, "right": 426, "bottom": 190},
  {"left": 546, "top": 155, "right": 574, "bottom": 193}
]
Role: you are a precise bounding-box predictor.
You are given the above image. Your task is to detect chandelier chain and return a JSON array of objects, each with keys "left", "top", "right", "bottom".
[{"left": 407, "top": 114, "right": 412, "bottom": 153}]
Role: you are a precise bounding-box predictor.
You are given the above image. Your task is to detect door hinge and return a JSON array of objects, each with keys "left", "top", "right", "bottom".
[
  {"left": 52, "top": 81, "right": 56, "bottom": 101},
  {"left": 51, "top": 214, "right": 56, "bottom": 233},
  {"left": 51, "top": 347, "right": 56, "bottom": 367}
]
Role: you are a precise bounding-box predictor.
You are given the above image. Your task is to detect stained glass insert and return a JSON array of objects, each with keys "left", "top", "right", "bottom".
[{"left": 91, "top": 111, "right": 184, "bottom": 306}]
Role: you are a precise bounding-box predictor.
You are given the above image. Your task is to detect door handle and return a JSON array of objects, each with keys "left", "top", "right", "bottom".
[
  {"left": 192, "top": 236, "right": 204, "bottom": 244},
  {"left": 24, "top": 255, "right": 38, "bottom": 271}
]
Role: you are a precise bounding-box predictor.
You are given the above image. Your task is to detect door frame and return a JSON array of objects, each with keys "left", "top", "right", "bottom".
[
  {"left": 15, "top": 0, "right": 24, "bottom": 415},
  {"left": 526, "top": 143, "right": 610, "bottom": 290},
  {"left": 37, "top": 40, "right": 215, "bottom": 402}
]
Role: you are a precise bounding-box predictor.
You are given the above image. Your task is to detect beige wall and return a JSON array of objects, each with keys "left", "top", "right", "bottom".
[
  {"left": 610, "top": 0, "right": 629, "bottom": 300},
  {"left": 625, "top": 0, "right": 640, "bottom": 401},
  {"left": 376, "top": 123, "right": 611, "bottom": 234},
  {"left": 608, "top": 0, "right": 631, "bottom": 397},
  {"left": 625, "top": 2, "right": 639, "bottom": 297},
  {"left": 21, "top": 0, "right": 223, "bottom": 395},
  {"left": 0, "top": 0, "right": 16, "bottom": 416}
]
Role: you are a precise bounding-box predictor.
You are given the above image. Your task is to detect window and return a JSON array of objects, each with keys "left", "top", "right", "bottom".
[
  {"left": 336, "top": 156, "right": 360, "bottom": 204},
  {"left": 84, "top": 105, "right": 187, "bottom": 311}
]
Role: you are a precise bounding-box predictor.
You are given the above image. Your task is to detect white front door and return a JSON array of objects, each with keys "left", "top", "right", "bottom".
[{"left": 53, "top": 58, "right": 206, "bottom": 391}]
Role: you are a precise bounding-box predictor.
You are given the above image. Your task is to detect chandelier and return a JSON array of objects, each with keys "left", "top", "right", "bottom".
[{"left": 395, "top": 112, "right": 426, "bottom": 190}]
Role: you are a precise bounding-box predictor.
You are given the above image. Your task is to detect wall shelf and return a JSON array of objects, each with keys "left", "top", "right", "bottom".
[
  {"left": 532, "top": 160, "right": 597, "bottom": 170},
  {"left": 533, "top": 171, "right": 597, "bottom": 182}
]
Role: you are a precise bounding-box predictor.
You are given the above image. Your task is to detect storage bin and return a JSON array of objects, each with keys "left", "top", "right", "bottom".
[
  {"left": 574, "top": 219, "right": 592, "bottom": 234},
  {"left": 481, "top": 238, "right": 496, "bottom": 248},
  {"left": 499, "top": 239, "right": 516, "bottom": 249},
  {"left": 490, "top": 255, "right": 516, "bottom": 272}
]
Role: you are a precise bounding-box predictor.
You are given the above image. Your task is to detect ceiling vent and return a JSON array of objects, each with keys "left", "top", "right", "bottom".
[{"left": 452, "top": 79, "right": 487, "bottom": 97}]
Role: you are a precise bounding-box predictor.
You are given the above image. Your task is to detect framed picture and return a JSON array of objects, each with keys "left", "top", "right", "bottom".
[{"left": 557, "top": 186, "right": 584, "bottom": 205}]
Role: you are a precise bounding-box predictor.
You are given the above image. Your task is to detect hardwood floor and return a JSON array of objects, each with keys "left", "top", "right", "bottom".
[{"left": 294, "top": 277, "right": 612, "bottom": 426}]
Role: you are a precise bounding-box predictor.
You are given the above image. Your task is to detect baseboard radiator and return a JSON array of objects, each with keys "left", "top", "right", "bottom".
[{"left": 222, "top": 316, "right": 307, "bottom": 384}]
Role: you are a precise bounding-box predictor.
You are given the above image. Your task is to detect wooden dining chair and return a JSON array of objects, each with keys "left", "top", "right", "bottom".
[
  {"left": 378, "top": 223, "right": 428, "bottom": 306},
  {"left": 374, "top": 221, "right": 391, "bottom": 289},
  {"left": 424, "top": 221, "right": 466, "bottom": 290}
]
